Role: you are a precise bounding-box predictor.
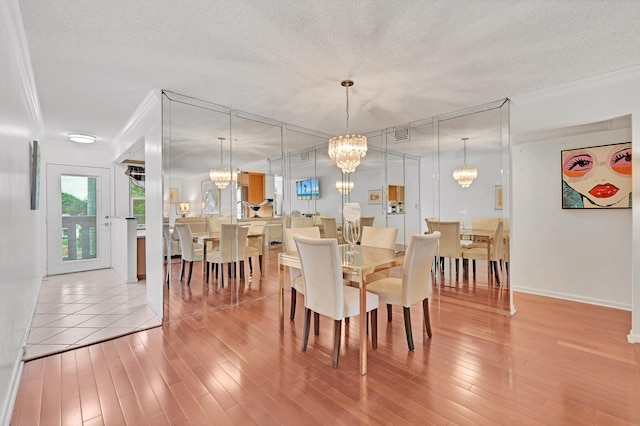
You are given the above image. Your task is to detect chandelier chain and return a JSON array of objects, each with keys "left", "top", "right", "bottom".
[{"left": 345, "top": 83, "right": 350, "bottom": 134}]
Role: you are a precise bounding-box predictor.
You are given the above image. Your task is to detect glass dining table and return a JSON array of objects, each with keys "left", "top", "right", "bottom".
[{"left": 278, "top": 244, "right": 405, "bottom": 375}]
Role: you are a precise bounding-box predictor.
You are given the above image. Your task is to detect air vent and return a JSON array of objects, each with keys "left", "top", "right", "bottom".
[
  {"left": 394, "top": 125, "right": 410, "bottom": 143},
  {"left": 301, "top": 151, "right": 309, "bottom": 161}
]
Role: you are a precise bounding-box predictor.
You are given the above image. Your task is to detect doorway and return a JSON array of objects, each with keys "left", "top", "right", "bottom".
[{"left": 46, "top": 164, "right": 111, "bottom": 275}]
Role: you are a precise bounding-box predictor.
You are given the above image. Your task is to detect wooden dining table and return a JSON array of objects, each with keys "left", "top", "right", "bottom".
[
  {"left": 194, "top": 227, "right": 265, "bottom": 278},
  {"left": 278, "top": 244, "right": 405, "bottom": 375}
]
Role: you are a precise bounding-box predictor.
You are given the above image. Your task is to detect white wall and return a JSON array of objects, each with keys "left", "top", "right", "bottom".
[
  {"left": 512, "top": 128, "right": 631, "bottom": 307},
  {"left": 510, "top": 66, "right": 640, "bottom": 342},
  {"left": 0, "top": 0, "right": 44, "bottom": 421}
]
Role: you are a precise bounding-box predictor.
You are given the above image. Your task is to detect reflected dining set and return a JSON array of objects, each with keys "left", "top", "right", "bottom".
[
  {"left": 278, "top": 222, "right": 441, "bottom": 375},
  {"left": 173, "top": 219, "right": 266, "bottom": 287},
  {"left": 426, "top": 216, "right": 509, "bottom": 285}
]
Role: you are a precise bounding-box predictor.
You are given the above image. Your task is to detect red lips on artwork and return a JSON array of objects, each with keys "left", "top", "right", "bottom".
[{"left": 589, "top": 184, "right": 619, "bottom": 198}]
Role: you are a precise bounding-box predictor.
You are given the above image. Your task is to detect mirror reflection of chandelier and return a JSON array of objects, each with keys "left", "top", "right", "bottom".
[
  {"left": 209, "top": 137, "right": 236, "bottom": 189},
  {"left": 335, "top": 179, "right": 354, "bottom": 194},
  {"left": 328, "top": 80, "right": 367, "bottom": 174},
  {"left": 452, "top": 137, "right": 478, "bottom": 188}
]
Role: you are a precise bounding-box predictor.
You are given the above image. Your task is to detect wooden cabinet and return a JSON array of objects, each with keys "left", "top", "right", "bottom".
[
  {"left": 136, "top": 236, "right": 146, "bottom": 280},
  {"left": 388, "top": 185, "right": 405, "bottom": 202}
]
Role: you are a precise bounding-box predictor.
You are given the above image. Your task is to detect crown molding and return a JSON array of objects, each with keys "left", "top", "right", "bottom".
[
  {"left": 112, "top": 89, "right": 162, "bottom": 147},
  {"left": 511, "top": 65, "right": 640, "bottom": 106},
  {"left": 2, "top": 0, "right": 44, "bottom": 136}
]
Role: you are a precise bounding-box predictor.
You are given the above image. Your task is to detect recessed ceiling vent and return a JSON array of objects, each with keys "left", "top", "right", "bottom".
[{"left": 394, "top": 125, "right": 410, "bottom": 143}]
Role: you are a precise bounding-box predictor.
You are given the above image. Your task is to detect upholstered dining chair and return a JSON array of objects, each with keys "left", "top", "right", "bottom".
[
  {"left": 293, "top": 235, "right": 379, "bottom": 368},
  {"left": 163, "top": 224, "right": 172, "bottom": 285},
  {"left": 358, "top": 216, "right": 375, "bottom": 243},
  {"left": 366, "top": 232, "right": 440, "bottom": 350},
  {"left": 291, "top": 216, "right": 314, "bottom": 228},
  {"left": 425, "top": 219, "right": 466, "bottom": 277},
  {"left": 320, "top": 216, "right": 339, "bottom": 240},
  {"left": 283, "top": 226, "right": 320, "bottom": 320},
  {"left": 245, "top": 222, "right": 266, "bottom": 274},
  {"left": 461, "top": 220, "right": 504, "bottom": 284},
  {"left": 175, "top": 223, "right": 204, "bottom": 285},
  {"left": 359, "top": 226, "right": 398, "bottom": 283},
  {"left": 206, "top": 223, "right": 250, "bottom": 288}
]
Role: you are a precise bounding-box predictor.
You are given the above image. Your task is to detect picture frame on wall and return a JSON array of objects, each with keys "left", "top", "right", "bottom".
[
  {"left": 494, "top": 185, "right": 503, "bottom": 210},
  {"left": 561, "top": 142, "right": 632, "bottom": 209},
  {"left": 169, "top": 188, "right": 178, "bottom": 204},
  {"left": 201, "top": 180, "right": 220, "bottom": 214},
  {"left": 368, "top": 189, "right": 382, "bottom": 205}
]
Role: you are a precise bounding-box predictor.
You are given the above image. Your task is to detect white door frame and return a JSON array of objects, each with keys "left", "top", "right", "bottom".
[{"left": 46, "top": 164, "right": 111, "bottom": 275}]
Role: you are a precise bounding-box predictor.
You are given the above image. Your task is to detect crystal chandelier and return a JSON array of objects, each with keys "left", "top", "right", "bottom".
[
  {"left": 453, "top": 137, "right": 478, "bottom": 188},
  {"left": 328, "top": 80, "right": 367, "bottom": 174},
  {"left": 209, "top": 137, "right": 235, "bottom": 189},
  {"left": 335, "top": 179, "right": 354, "bottom": 194}
]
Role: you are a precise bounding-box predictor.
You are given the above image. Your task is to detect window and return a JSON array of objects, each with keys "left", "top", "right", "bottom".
[{"left": 130, "top": 181, "right": 146, "bottom": 227}]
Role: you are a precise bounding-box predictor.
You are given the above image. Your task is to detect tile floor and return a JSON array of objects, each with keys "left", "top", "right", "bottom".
[{"left": 24, "top": 268, "right": 161, "bottom": 360}]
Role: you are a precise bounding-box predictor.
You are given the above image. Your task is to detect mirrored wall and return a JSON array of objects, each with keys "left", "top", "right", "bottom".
[{"left": 161, "top": 91, "right": 510, "bottom": 312}]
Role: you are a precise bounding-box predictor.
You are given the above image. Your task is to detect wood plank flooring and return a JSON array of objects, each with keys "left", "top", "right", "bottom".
[{"left": 11, "top": 247, "right": 640, "bottom": 425}]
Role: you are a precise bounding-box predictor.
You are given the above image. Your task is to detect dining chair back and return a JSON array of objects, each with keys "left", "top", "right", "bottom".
[
  {"left": 246, "top": 223, "right": 266, "bottom": 273},
  {"left": 291, "top": 216, "right": 314, "bottom": 228},
  {"left": 293, "top": 235, "right": 379, "bottom": 368},
  {"left": 357, "top": 215, "right": 375, "bottom": 241},
  {"left": 426, "top": 219, "right": 467, "bottom": 277},
  {"left": 283, "top": 226, "right": 321, "bottom": 320},
  {"left": 163, "top": 225, "right": 172, "bottom": 284},
  {"left": 366, "top": 232, "right": 440, "bottom": 350},
  {"left": 320, "top": 216, "right": 338, "bottom": 239},
  {"left": 360, "top": 226, "right": 397, "bottom": 249},
  {"left": 461, "top": 220, "right": 504, "bottom": 284},
  {"left": 207, "top": 224, "right": 250, "bottom": 287},
  {"left": 175, "top": 223, "right": 203, "bottom": 285}
]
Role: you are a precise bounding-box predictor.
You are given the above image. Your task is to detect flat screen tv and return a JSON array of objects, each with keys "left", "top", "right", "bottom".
[{"left": 296, "top": 178, "right": 320, "bottom": 200}]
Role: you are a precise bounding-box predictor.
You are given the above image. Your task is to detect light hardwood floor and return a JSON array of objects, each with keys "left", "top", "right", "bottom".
[{"left": 11, "top": 247, "right": 640, "bottom": 425}]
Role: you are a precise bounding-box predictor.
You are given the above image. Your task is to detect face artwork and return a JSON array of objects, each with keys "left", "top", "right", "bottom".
[{"left": 562, "top": 142, "right": 632, "bottom": 209}]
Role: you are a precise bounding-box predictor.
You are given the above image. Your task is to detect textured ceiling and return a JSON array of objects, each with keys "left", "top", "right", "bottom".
[{"left": 18, "top": 0, "right": 640, "bottom": 154}]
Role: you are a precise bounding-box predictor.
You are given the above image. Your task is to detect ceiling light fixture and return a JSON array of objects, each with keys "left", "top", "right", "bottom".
[
  {"left": 453, "top": 137, "right": 478, "bottom": 188},
  {"left": 68, "top": 133, "right": 96, "bottom": 144},
  {"left": 328, "top": 80, "right": 367, "bottom": 174},
  {"left": 335, "top": 179, "right": 354, "bottom": 194},
  {"left": 209, "top": 137, "right": 235, "bottom": 189}
]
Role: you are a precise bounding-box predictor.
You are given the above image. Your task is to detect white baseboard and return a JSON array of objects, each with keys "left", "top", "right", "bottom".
[
  {"left": 628, "top": 332, "right": 640, "bottom": 344},
  {"left": 0, "top": 349, "right": 25, "bottom": 426},
  {"left": 512, "top": 286, "right": 632, "bottom": 311}
]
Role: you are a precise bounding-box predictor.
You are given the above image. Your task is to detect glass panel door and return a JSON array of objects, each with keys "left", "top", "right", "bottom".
[{"left": 47, "top": 165, "right": 111, "bottom": 275}]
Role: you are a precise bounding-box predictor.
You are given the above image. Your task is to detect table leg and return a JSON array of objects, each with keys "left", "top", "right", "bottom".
[
  {"left": 279, "top": 262, "right": 285, "bottom": 331},
  {"left": 202, "top": 240, "right": 208, "bottom": 281},
  {"left": 359, "top": 278, "right": 367, "bottom": 376}
]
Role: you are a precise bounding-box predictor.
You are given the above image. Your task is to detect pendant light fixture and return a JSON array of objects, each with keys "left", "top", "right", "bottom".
[
  {"left": 452, "top": 137, "right": 478, "bottom": 188},
  {"left": 209, "top": 137, "right": 234, "bottom": 189},
  {"left": 335, "top": 179, "right": 354, "bottom": 194},
  {"left": 328, "top": 80, "right": 367, "bottom": 174}
]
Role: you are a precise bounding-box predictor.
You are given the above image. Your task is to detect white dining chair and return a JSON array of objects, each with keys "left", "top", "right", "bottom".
[
  {"left": 360, "top": 226, "right": 398, "bottom": 283},
  {"left": 366, "top": 232, "right": 440, "bottom": 350},
  {"left": 206, "top": 224, "right": 250, "bottom": 288},
  {"left": 293, "top": 235, "right": 379, "bottom": 368},
  {"left": 174, "top": 223, "right": 204, "bottom": 285},
  {"left": 283, "top": 226, "right": 320, "bottom": 320}
]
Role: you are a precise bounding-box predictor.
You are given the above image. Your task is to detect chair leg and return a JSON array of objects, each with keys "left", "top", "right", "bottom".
[
  {"left": 386, "top": 304, "right": 392, "bottom": 322},
  {"left": 205, "top": 261, "right": 210, "bottom": 283},
  {"left": 259, "top": 254, "right": 263, "bottom": 272},
  {"left": 332, "top": 319, "right": 342, "bottom": 368},
  {"left": 314, "top": 312, "right": 320, "bottom": 336},
  {"left": 180, "top": 259, "right": 185, "bottom": 280},
  {"left": 472, "top": 259, "right": 476, "bottom": 277},
  {"left": 371, "top": 309, "right": 378, "bottom": 349},
  {"left": 187, "top": 261, "right": 193, "bottom": 285},
  {"left": 302, "top": 308, "right": 311, "bottom": 351},
  {"left": 423, "top": 299, "right": 432, "bottom": 338},
  {"left": 290, "top": 288, "right": 297, "bottom": 321},
  {"left": 403, "top": 306, "right": 415, "bottom": 351}
]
